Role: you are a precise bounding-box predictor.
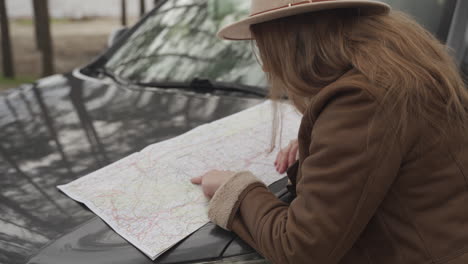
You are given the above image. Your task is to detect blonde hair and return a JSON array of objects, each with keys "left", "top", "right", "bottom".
[{"left": 251, "top": 9, "right": 468, "bottom": 143}]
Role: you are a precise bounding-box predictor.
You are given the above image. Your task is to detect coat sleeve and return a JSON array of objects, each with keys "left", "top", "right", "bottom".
[{"left": 208, "top": 85, "right": 403, "bottom": 264}]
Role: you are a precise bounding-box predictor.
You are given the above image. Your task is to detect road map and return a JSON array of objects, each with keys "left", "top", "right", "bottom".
[{"left": 58, "top": 100, "right": 302, "bottom": 260}]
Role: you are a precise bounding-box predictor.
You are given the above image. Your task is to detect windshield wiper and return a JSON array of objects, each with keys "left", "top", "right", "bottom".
[
  {"left": 89, "top": 66, "right": 129, "bottom": 85},
  {"left": 136, "top": 78, "right": 267, "bottom": 98},
  {"left": 88, "top": 66, "right": 267, "bottom": 98}
]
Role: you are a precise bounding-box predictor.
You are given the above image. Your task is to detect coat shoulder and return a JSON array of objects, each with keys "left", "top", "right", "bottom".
[{"left": 303, "top": 69, "right": 385, "bottom": 123}]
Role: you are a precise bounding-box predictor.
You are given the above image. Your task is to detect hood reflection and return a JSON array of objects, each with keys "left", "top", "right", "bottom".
[{"left": 0, "top": 73, "right": 261, "bottom": 263}]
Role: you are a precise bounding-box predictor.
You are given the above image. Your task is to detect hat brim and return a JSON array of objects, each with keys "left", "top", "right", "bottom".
[{"left": 217, "top": 1, "right": 391, "bottom": 40}]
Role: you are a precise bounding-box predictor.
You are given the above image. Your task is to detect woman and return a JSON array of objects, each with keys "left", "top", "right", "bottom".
[{"left": 191, "top": 0, "right": 468, "bottom": 263}]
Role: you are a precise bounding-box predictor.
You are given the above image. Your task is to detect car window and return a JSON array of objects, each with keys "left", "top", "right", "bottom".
[
  {"left": 380, "top": 0, "right": 456, "bottom": 41},
  {"left": 105, "top": 0, "right": 267, "bottom": 88},
  {"left": 462, "top": 35, "right": 468, "bottom": 84}
]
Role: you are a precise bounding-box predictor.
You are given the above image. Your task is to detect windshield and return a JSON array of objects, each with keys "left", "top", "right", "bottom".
[
  {"left": 105, "top": 0, "right": 267, "bottom": 88},
  {"left": 103, "top": 0, "right": 456, "bottom": 87}
]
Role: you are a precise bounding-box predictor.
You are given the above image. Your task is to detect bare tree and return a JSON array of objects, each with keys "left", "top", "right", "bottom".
[
  {"left": 121, "top": 0, "right": 127, "bottom": 26},
  {"left": 32, "top": 0, "right": 54, "bottom": 76},
  {"left": 0, "top": 0, "right": 14, "bottom": 78},
  {"left": 154, "top": 0, "right": 162, "bottom": 7},
  {"left": 140, "top": 0, "right": 146, "bottom": 17}
]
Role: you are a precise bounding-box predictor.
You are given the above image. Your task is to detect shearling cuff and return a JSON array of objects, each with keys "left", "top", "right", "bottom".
[{"left": 208, "top": 171, "right": 266, "bottom": 231}]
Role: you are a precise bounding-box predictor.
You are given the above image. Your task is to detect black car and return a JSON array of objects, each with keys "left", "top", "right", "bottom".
[{"left": 1, "top": 0, "right": 467, "bottom": 263}]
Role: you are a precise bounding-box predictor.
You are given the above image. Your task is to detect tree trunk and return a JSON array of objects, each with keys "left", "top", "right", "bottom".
[
  {"left": 121, "top": 0, "right": 127, "bottom": 26},
  {"left": 139, "top": 0, "right": 146, "bottom": 17},
  {"left": 32, "top": 0, "right": 54, "bottom": 77},
  {"left": 154, "top": 0, "right": 161, "bottom": 7},
  {"left": 0, "top": 0, "right": 14, "bottom": 78}
]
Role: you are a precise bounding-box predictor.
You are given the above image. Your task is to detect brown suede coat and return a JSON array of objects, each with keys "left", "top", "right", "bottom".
[{"left": 208, "top": 69, "right": 468, "bottom": 264}]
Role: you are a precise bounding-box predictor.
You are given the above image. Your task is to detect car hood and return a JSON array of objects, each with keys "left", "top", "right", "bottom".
[{"left": 0, "top": 72, "right": 266, "bottom": 264}]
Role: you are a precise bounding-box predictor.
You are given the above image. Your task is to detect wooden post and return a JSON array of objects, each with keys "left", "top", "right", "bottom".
[
  {"left": 32, "top": 1, "right": 41, "bottom": 50},
  {"left": 121, "top": 0, "right": 127, "bottom": 26},
  {"left": 0, "top": 0, "right": 15, "bottom": 78},
  {"left": 32, "top": 0, "right": 54, "bottom": 77},
  {"left": 139, "top": 0, "right": 146, "bottom": 17}
]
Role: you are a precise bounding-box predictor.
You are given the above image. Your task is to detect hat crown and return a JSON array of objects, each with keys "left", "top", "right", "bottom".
[
  {"left": 250, "top": 0, "right": 317, "bottom": 16},
  {"left": 219, "top": 0, "right": 390, "bottom": 40}
]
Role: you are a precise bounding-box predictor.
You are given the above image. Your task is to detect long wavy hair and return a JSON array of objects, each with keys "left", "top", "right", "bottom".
[{"left": 250, "top": 8, "right": 468, "bottom": 144}]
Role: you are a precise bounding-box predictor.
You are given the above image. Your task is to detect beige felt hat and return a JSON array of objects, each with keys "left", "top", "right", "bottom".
[{"left": 217, "top": 0, "right": 391, "bottom": 40}]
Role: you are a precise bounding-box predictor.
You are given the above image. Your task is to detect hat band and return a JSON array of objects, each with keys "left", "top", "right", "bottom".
[{"left": 250, "top": 0, "right": 334, "bottom": 17}]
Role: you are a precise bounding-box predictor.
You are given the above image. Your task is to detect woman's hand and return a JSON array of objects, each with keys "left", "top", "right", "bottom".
[
  {"left": 275, "top": 139, "right": 299, "bottom": 174},
  {"left": 190, "top": 170, "right": 236, "bottom": 198}
]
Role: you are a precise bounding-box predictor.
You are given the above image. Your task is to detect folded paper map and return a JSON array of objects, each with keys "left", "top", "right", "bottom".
[{"left": 58, "top": 100, "right": 302, "bottom": 260}]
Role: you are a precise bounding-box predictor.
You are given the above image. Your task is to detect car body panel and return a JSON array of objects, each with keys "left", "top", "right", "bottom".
[
  {"left": 24, "top": 177, "right": 288, "bottom": 264},
  {"left": 26, "top": 218, "right": 237, "bottom": 264},
  {"left": 0, "top": 73, "right": 264, "bottom": 264}
]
